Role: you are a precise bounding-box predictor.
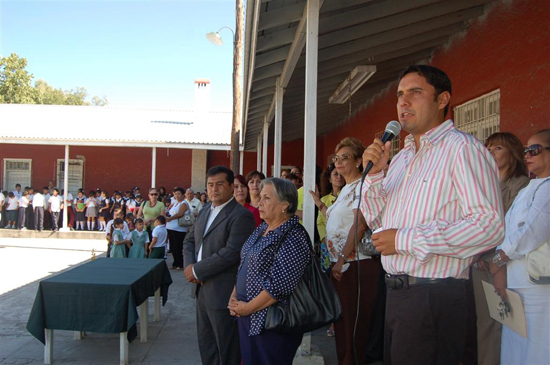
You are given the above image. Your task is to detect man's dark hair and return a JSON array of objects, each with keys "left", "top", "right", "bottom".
[
  {"left": 15, "top": 184, "right": 21, "bottom": 188},
  {"left": 398, "top": 65, "right": 452, "bottom": 117},
  {"left": 173, "top": 186, "right": 185, "bottom": 194},
  {"left": 206, "top": 165, "right": 234, "bottom": 185}
]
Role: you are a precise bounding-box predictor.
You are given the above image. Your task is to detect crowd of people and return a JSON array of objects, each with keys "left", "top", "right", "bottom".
[{"left": 2, "top": 65, "right": 548, "bottom": 365}]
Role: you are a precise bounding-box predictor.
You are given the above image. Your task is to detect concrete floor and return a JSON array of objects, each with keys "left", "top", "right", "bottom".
[{"left": 0, "top": 237, "right": 338, "bottom": 365}]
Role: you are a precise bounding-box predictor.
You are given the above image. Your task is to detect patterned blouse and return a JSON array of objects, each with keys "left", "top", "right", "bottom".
[{"left": 237, "top": 215, "right": 311, "bottom": 336}]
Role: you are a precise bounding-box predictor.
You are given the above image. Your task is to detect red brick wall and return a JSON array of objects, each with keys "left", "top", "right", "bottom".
[
  {"left": 0, "top": 144, "right": 193, "bottom": 193},
  {"left": 252, "top": 0, "right": 549, "bottom": 165},
  {"left": 321, "top": 0, "right": 550, "bottom": 158}
]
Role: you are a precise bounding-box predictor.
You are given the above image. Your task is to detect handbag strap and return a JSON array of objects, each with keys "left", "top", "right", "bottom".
[{"left": 272, "top": 221, "right": 312, "bottom": 255}]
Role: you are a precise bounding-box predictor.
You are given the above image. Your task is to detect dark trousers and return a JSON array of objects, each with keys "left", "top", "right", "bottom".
[
  {"left": 26, "top": 205, "right": 34, "bottom": 229},
  {"left": 330, "top": 259, "right": 382, "bottom": 365},
  {"left": 384, "top": 279, "right": 467, "bottom": 365},
  {"left": 18, "top": 207, "right": 26, "bottom": 229},
  {"left": 238, "top": 315, "right": 303, "bottom": 365},
  {"left": 34, "top": 207, "right": 44, "bottom": 231},
  {"left": 44, "top": 209, "right": 52, "bottom": 230},
  {"left": 196, "top": 289, "right": 240, "bottom": 365},
  {"left": 167, "top": 229, "right": 186, "bottom": 268},
  {"left": 51, "top": 211, "right": 60, "bottom": 231}
]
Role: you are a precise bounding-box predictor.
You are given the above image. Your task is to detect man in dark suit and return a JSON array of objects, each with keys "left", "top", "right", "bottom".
[{"left": 183, "top": 165, "right": 256, "bottom": 365}]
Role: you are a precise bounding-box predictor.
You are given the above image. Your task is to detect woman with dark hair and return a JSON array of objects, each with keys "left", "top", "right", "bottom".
[
  {"left": 246, "top": 170, "right": 266, "bottom": 208},
  {"left": 234, "top": 174, "right": 262, "bottom": 227},
  {"left": 165, "top": 187, "right": 189, "bottom": 270},
  {"left": 471, "top": 132, "right": 530, "bottom": 365},
  {"left": 158, "top": 187, "right": 167, "bottom": 202},
  {"left": 229, "top": 178, "right": 310, "bottom": 364},
  {"left": 491, "top": 129, "right": 550, "bottom": 364},
  {"left": 319, "top": 137, "right": 382, "bottom": 365}
]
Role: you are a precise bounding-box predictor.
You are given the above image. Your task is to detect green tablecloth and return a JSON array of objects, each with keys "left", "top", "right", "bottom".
[{"left": 26, "top": 258, "right": 172, "bottom": 344}]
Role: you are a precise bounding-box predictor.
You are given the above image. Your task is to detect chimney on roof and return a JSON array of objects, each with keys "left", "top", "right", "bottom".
[{"left": 194, "top": 79, "right": 211, "bottom": 116}]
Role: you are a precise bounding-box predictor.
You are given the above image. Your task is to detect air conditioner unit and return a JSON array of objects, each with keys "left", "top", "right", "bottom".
[{"left": 329, "top": 65, "right": 377, "bottom": 104}]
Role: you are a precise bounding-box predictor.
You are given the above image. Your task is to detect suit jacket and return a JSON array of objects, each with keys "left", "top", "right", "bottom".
[{"left": 183, "top": 198, "right": 256, "bottom": 309}]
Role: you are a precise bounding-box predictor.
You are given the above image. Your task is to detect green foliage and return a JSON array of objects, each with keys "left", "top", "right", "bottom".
[{"left": 0, "top": 53, "right": 108, "bottom": 106}]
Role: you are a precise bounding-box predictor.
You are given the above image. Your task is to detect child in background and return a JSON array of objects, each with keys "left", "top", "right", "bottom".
[
  {"left": 110, "top": 191, "right": 125, "bottom": 217},
  {"left": 6, "top": 192, "right": 18, "bottom": 229},
  {"left": 148, "top": 215, "right": 167, "bottom": 259},
  {"left": 18, "top": 190, "right": 29, "bottom": 230},
  {"left": 163, "top": 196, "right": 172, "bottom": 215},
  {"left": 98, "top": 190, "right": 110, "bottom": 231},
  {"left": 85, "top": 190, "right": 98, "bottom": 231},
  {"left": 125, "top": 213, "right": 135, "bottom": 232},
  {"left": 49, "top": 189, "right": 63, "bottom": 231},
  {"left": 74, "top": 190, "right": 86, "bottom": 230},
  {"left": 128, "top": 218, "right": 149, "bottom": 258},
  {"left": 109, "top": 218, "right": 130, "bottom": 258}
]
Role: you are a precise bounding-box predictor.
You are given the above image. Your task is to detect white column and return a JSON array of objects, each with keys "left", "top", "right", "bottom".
[
  {"left": 273, "top": 78, "right": 283, "bottom": 178},
  {"left": 256, "top": 134, "right": 262, "bottom": 172},
  {"left": 262, "top": 117, "right": 268, "bottom": 176},
  {"left": 302, "top": 0, "right": 319, "bottom": 243},
  {"left": 151, "top": 147, "right": 157, "bottom": 189},
  {"left": 60, "top": 145, "right": 70, "bottom": 232},
  {"left": 239, "top": 150, "right": 244, "bottom": 175}
]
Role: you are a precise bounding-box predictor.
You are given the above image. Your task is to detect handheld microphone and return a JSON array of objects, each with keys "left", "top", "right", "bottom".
[{"left": 362, "top": 120, "right": 402, "bottom": 181}]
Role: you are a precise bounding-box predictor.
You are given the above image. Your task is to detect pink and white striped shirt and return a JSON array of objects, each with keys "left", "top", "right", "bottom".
[{"left": 360, "top": 120, "right": 504, "bottom": 279}]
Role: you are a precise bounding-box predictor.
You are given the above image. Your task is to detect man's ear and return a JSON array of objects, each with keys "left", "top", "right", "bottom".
[{"left": 437, "top": 91, "right": 451, "bottom": 111}]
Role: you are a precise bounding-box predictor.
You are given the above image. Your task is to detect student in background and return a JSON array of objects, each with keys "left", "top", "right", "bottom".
[
  {"left": 17, "top": 190, "right": 29, "bottom": 230},
  {"left": 12, "top": 184, "right": 22, "bottom": 199},
  {"left": 25, "top": 188, "right": 35, "bottom": 229},
  {"left": 49, "top": 189, "right": 63, "bottom": 231},
  {"left": 74, "top": 190, "right": 86, "bottom": 230},
  {"left": 105, "top": 209, "right": 130, "bottom": 257},
  {"left": 6, "top": 192, "right": 19, "bottom": 229},
  {"left": 98, "top": 190, "right": 110, "bottom": 231},
  {"left": 32, "top": 189, "right": 45, "bottom": 232},
  {"left": 0, "top": 191, "right": 4, "bottom": 226},
  {"left": 128, "top": 218, "right": 149, "bottom": 258},
  {"left": 149, "top": 215, "right": 168, "bottom": 259},
  {"left": 125, "top": 213, "right": 135, "bottom": 232},
  {"left": 42, "top": 187, "right": 52, "bottom": 230},
  {"left": 109, "top": 218, "right": 131, "bottom": 258},
  {"left": 85, "top": 190, "right": 98, "bottom": 231}
]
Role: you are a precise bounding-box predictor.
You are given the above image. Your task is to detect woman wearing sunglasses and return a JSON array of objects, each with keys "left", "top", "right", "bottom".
[
  {"left": 472, "top": 132, "right": 530, "bottom": 364},
  {"left": 136, "top": 188, "right": 166, "bottom": 241},
  {"left": 490, "top": 129, "right": 550, "bottom": 365}
]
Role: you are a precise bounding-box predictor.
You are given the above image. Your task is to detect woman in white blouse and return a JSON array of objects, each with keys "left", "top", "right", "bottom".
[
  {"left": 312, "top": 137, "right": 382, "bottom": 365},
  {"left": 490, "top": 129, "right": 550, "bottom": 365}
]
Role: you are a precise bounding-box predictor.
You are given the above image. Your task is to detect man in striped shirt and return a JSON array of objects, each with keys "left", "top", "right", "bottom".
[{"left": 361, "top": 65, "right": 504, "bottom": 364}]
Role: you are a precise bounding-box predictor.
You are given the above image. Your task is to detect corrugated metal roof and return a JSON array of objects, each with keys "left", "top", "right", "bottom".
[
  {"left": 242, "top": 0, "right": 499, "bottom": 150},
  {"left": 0, "top": 103, "right": 232, "bottom": 148}
]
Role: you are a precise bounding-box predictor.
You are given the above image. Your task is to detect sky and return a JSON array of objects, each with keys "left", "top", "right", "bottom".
[{"left": 0, "top": 0, "right": 237, "bottom": 110}]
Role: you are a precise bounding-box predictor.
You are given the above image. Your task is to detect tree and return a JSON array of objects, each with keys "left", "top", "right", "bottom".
[
  {"left": 0, "top": 53, "right": 108, "bottom": 106},
  {"left": 0, "top": 53, "right": 36, "bottom": 104}
]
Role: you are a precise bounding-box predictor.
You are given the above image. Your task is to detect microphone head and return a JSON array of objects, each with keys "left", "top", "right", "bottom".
[{"left": 385, "top": 120, "right": 402, "bottom": 136}]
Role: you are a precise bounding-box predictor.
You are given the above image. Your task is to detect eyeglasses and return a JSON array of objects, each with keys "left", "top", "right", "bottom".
[
  {"left": 332, "top": 153, "right": 352, "bottom": 163},
  {"left": 524, "top": 144, "right": 550, "bottom": 157}
]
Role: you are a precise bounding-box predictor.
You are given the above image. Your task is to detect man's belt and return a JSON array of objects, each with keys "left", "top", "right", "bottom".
[{"left": 385, "top": 273, "right": 464, "bottom": 290}]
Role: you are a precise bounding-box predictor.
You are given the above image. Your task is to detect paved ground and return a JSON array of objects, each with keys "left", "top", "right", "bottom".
[{"left": 0, "top": 237, "right": 337, "bottom": 364}]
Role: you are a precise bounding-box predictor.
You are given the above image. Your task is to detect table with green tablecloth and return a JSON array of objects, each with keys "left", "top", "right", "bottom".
[{"left": 26, "top": 258, "right": 172, "bottom": 364}]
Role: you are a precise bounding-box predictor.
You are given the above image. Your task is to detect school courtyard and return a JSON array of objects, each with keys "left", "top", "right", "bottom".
[{"left": 0, "top": 235, "right": 336, "bottom": 364}]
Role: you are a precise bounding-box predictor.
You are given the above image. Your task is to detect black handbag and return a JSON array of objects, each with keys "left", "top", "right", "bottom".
[{"left": 264, "top": 224, "right": 342, "bottom": 333}]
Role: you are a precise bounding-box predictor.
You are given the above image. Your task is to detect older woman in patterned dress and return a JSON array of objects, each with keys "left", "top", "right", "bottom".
[{"left": 228, "top": 178, "right": 310, "bottom": 365}]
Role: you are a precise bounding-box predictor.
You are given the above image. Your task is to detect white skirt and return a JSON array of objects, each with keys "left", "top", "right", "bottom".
[{"left": 501, "top": 285, "right": 550, "bottom": 365}]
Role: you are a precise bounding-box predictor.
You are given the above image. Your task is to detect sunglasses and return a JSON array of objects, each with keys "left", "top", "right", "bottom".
[
  {"left": 524, "top": 144, "right": 550, "bottom": 157},
  {"left": 332, "top": 153, "right": 352, "bottom": 163},
  {"left": 149, "top": 193, "right": 158, "bottom": 196}
]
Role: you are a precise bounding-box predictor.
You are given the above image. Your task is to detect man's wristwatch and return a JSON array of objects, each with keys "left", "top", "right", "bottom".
[
  {"left": 492, "top": 251, "right": 507, "bottom": 268},
  {"left": 338, "top": 252, "right": 349, "bottom": 263}
]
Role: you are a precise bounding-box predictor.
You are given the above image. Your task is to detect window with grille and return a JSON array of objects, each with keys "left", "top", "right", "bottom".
[
  {"left": 3, "top": 159, "right": 32, "bottom": 191},
  {"left": 453, "top": 89, "right": 500, "bottom": 142},
  {"left": 375, "top": 131, "right": 401, "bottom": 159},
  {"left": 57, "top": 159, "right": 84, "bottom": 196}
]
